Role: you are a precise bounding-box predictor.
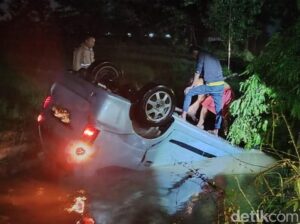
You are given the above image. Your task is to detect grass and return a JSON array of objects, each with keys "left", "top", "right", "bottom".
[{"left": 0, "top": 58, "right": 45, "bottom": 132}]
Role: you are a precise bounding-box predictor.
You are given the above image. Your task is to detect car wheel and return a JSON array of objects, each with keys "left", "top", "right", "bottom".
[
  {"left": 133, "top": 84, "right": 175, "bottom": 127},
  {"left": 87, "top": 61, "right": 122, "bottom": 87}
]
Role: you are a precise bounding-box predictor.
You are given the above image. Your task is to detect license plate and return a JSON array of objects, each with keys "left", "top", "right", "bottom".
[{"left": 51, "top": 105, "right": 71, "bottom": 124}]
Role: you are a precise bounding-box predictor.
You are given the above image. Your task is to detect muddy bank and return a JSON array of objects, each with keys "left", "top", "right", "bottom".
[{"left": 0, "top": 130, "right": 41, "bottom": 178}]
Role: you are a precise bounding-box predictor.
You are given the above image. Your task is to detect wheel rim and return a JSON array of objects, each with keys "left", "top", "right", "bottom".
[
  {"left": 145, "top": 91, "right": 172, "bottom": 122},
  {"left": 93, "top": 65, "right": 119, "bottom": 84}
]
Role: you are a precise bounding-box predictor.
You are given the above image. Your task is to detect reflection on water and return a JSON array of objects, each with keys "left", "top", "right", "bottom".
[{"left": 0, "top": 165, "right": 258, "bottom": 224}]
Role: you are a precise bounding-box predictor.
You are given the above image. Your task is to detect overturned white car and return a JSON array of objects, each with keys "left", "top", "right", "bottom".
[{"left": 37, "top": 62, "right": 274, "bottom": 174}]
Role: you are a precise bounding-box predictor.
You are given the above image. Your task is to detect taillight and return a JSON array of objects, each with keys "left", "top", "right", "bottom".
[
  {"left": 83, "top": 128, "right": 96, "bottom": 137},
  {"left": 43, "top": 96, "right": 52, "bottom": 109},
  {"left": 82, "top": 125, "right": 99, "bottom": 143}
]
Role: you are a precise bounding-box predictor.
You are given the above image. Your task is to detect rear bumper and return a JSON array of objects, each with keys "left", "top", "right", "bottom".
[
  {"left": 38, "top": 124, "right": 96, "bottom": 167},
  {"left": 38, "top": 124, "right": 71, "bottom": 167},
  {"left": 38, "top": 124, "right": 68, "bottom": 153}
]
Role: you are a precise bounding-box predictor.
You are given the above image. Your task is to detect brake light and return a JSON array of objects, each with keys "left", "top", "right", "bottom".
[
  {"left": 82, "top": 125, "right": 99, "bottom": 143},
  {"left": 83, "top": 128, "right": 96, "bottom": 137},
  {"left": 43, "top": 96, "right": 52, "bottom": 109}
]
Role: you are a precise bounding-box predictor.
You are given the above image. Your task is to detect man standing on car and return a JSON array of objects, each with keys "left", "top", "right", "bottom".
[
  {"left": 73, "top": 35, "right": 96, "bottom": 71},
  {"left": 181, "top": 46, "right": 224, "bottom": 136}
]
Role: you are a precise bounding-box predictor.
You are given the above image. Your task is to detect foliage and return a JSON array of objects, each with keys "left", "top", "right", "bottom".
[
  {"left": 206, "top": 0, "right": 263, "bottom": 45},
  {"left": 258, "top": 0, "right": 299, "bottom": 31},
  {"left": 225, "top": 109, "right": 300, "bottom": 220},
  {"left": 226, "top": 18, "right": 300, "bottom": 221},
  {"left": 205, "top": 0, "right": 263, "bottom": 69},
  {"left": 54, "top": 0, "right": 194, "bottom": 41},
  {"left": 227, "top": 74, "right": 275, "bottom": 148},
  {"left": 0, "top": 62, "right": 43, "bottom": 131},
  {"left": 255, "top": 160, "right": 300, "bottom": 214},
  {"left": 228, "top": 19, "right": 300, "bottom": 149},
  {"left": 251, "top": 19, "right": 300, "bottom": 120},
  {"left": 7, "top": 0, "right": 53, "bottom": 23},
  {"left": 223, "top": 161, "right": 300, "bottom": 223}
]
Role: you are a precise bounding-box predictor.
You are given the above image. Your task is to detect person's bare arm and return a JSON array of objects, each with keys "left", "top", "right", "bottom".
[
  {"left": 185, "top": 76, "right": 204, "bottom": 95},
  {"left": 191, "top": 54, "right": 205, "bottom": 86},
  {"left": 191, "top": 72, "right": 200, "bottom": 86},
  {"left": 193, "top": 77, "right": 204, "bottom": 86},
  {"left": 184, "top": 54, "right": 205, "bottom": 94}
]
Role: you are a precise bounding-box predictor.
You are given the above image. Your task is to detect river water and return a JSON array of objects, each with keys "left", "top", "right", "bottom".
[{"left": 0, "top": 162, "right": 260, "bottom": 224}]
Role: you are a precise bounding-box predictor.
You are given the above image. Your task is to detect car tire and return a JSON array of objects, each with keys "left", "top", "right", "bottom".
[
  {"left": 87, "top": 61, "right": 122, "bottom": 87},
  {"left": 132, "top": 84, "right": 175, "bottom": 127}
]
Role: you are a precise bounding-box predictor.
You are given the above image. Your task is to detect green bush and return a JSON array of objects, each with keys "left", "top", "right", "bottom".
[{"left": 227, "top": 74, "right": 276, "bottom": 149}]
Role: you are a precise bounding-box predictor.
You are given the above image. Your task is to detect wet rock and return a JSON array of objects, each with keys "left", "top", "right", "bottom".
[
  {"left": 0, "top": 144, "right": 28, "bottom": 160},
  {"left": 0, "top": 131, "right": 18, "bottom": 143}
]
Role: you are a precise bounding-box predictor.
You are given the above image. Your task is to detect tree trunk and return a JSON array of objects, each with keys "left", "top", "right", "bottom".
[
  {"left": 227, "top": 36, "right": 231, "bottom": 70},
  {"left": 190, "top": 25, "right": 198, "bottom": 47},
  {"left": 227, "top": 0, "right": 232, "bottom": 70}
]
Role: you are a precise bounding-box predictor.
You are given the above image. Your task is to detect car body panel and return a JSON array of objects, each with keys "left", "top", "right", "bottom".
[
  {"left": 38, "top": 72, "right": 277, "bottom": 217},
  {"left": 39, "top": 73, "right": 275, "bottom": 173}
]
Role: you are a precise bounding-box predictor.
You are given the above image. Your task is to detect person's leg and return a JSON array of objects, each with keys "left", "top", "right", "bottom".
[
  {"left": 210, "top": 85, "right": 224, "bottom": 135},
  {"left": 188, "top": 98, "right": 200, "bottom": 117},
  {"left": 223, "top": 116, "right": 229, "bottom": 136},
  {"left": 188, "top": 95, "right": 205, "bottom": 121},
  {"left": 197, "top": 106, "right": 208, "bottom": 129},
  {"left": 182, "top": 85, "right": 207, "bottom": 120}
]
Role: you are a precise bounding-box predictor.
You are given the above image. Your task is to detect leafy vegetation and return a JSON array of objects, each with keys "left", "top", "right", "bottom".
[
  {"left": 252, "top": 19, "right": 300, "bottom": 120},
  {"left": 227, "top": 19, "right": 300, "bottom": 219},
  {"left": 206, "top": 0, "right": 263, "bottom": 68},
  {"left": 227, "top": 74, "right": 275, "bottom": 149},
  {"left": 228, "top": 19, "right": 300, "bottom": 151}
]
